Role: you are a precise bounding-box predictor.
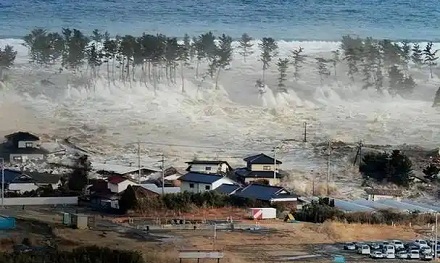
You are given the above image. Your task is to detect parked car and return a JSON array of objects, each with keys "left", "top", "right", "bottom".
[
  {"left": 408, "top": 249, "right": 421, "bottom": 259},
  {"left": 354, "top": 242, "right": 365, "bottom": 249},
  {"left": 369, "top": 242, "right": 380, "bottom": 250},
  {"left": 421, "top": 250, "right": 433, "bottom": 261},
  {"left": 396, "top": 250, "right": 408, "bottom": 259},
  {"left": 357, "top": 245, "right": 370, "bottom": 255},
  {"left": 384, "top": 251, "right": 395, "bottom": 259},
  {"left": 415, "top": 239, "right": 430, "bottom": 248},
  {"left": 421, "top": 246, "right": 432, "bottom": 254},
  {"left": 370, "top": 251, "right": 384, "bottom": 259},
  {"left": 343, "top": 242, "right": 356, "bottom": 250},
  {"left": 382, "top": 244, "right": 395, "bottom": 254},
  {"left": 390, "top": 240, "right": 404, "bottom": 250}
]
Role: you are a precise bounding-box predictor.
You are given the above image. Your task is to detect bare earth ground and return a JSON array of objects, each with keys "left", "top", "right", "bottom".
[{"left": 1, "top": 207, "right": 431, "bottom": 263}]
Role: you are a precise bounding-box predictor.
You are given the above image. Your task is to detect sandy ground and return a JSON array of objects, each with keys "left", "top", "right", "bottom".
[{"left": 2, "top": 207, "right": 431, "bottom": 263}]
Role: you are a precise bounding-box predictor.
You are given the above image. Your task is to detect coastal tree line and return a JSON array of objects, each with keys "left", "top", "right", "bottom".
[{"left": 0, "top": 29, "right": 439, "bottom": 98}]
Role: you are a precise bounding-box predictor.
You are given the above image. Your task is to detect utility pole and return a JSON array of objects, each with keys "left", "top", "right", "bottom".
[
  {"left": 303, "top": 122, "right": 307, "bottom": 142},
  {"left": 435, "top": 212, "right": 438, "bottom": 260},
  {"left": 1, "top": 158, "right": 4, "bottom": 208},
  {"left": 273, "top": 146, "right": 277, "bottom": 179},
  {"left": 358, "top": 140, "right": 363, "bottom": 170},
  {"left": 137, "top": 141, "right": 141, "bottom": 183},
  {"left": 160, "top": 154, "right": 165, "bottom": 195},
  {"left": 327, "top": 141, "right": 331, "bottom": 196}
]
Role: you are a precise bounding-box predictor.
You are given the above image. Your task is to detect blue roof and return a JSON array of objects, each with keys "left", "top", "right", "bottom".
[
  {"left": 235, "top": 184, "right": 297, "bottom": 201},
  {"left": 215, "top": 184, "right": 241, "bottom": 195},
  {"left": 2, "top": 169, "right": 22, "bottom": 184},
  {"left": 179, "top": 172, "right": 225, "bottom": 184}
]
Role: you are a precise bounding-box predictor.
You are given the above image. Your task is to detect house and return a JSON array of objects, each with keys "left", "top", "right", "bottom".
[
  {"left": 234, "top": 184, "right": 298, "bottom": 209},
  {"left": 179, "top": 172, "right": 237, "bottom": 193},
  {"left": 107, "top": 175, "right": 138, "bottom": 193},
  {"left": 25, "top": 172, "right": 62, "bottom": 189},
  {"left": 2, "top": 170, "right": 62, "bottom": 194},
  {"left": 214, "top": 184, "right": 241, "bottom": 195},
  {"left": 185, "top": 160, "right": 232, "bottom": 175},
  {"left": 2, "top": 132, "right": 48, "bottom": 163},
  {"left": 235, "top": 153, "right": 283, "bottom": 185},
  {"left": 365, "top": 188, "right": 403, "bottom": 201},
  {"left": 139, "top": 183, "right": 180, "bottom": 195}
]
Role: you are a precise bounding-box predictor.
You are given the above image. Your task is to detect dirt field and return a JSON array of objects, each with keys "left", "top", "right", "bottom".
[{"left": 1, "top": 207, "right": 432, "bottom": 263}]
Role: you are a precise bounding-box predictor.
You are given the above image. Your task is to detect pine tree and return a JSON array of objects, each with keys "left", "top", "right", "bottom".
[
  {"left": 61, "top": 28, "right": 89, "bottom": 72},
  {"left": 330, "top": 49, "right": 340, "bottom": 77},
  {"left": 276, "top": 58, "right": 289, "bottom": 92},
  {"left": 433, "top": 87, "right": 440, "bottom": 107},
  {"left": 290, "top": 47, "right": 306, "bottom": 80},
  {"left": 238, "top": 33, "right": 254, "bottom": 62},
  {"left": 259, "top": 37, "right": 278, "bottom": 82},
  {"left": 182, "top": 34, "right": 192, "bottom": 66},
  {"left": 379, "top": 39, "right": 402, "bottom": 68},
  {"left": 423, "top": 42, "right": 438, "bottom": 78},
  {"left": 164, "top": 37, "right": 179, "bottom": 83},
  {"left": 316, "top": 57, "right": 330, "bottom": 86},
  {"left": 341, "top": 35, "right": 363, "bottom": 82},
  {"left": 411, "top": 43, "right": 423, "bottom": 68},
  {"left": 103, "top": 34, "right": 118, "bottom": 83},
  {"left": 214, "top": 34, "right": 233, "bottom": 89},
  {"left": 360, "top": 38, "right": 378, "bottom": 90},
  {"left": 0, "top": 45, "right": 17, "bottom": 80},
  {"left": 400, "top": 40, "right": 411, "bottom": 74},
  {"left": 178, "top": 41, "right": 190, "bottom": 92},
  {"left": 388, "top": 65, "right": 404, "bottom": 94}
]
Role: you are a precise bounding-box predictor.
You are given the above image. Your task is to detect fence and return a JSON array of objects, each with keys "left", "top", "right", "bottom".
[{"left": 2, "top": 197, "right": 78, "bottom": 206}]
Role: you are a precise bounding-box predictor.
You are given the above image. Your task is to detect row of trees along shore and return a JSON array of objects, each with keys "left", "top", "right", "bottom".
[{"left": 0, "top": 29, "right": 439, "bottom": 96}]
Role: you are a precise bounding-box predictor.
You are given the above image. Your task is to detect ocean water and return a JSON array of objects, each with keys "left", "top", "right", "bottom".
[{"left": 0, "top": 0, "right": 439, "bottom": 41}]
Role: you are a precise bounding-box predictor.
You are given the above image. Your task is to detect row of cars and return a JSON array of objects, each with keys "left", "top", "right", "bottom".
[{"left": 343, "top": 239, "right": 438, "bottom": 260}]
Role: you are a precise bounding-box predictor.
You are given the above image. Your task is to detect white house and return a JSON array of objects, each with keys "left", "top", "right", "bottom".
[
  {"left": 7, "top": 172, "right": 62, "bottom": 194},
  {"left": 185, "top": 160, "right": 232, "bottom": 174},
  {"left": 365, "top": 188, "right": 403, "bottom": 201},
  {"left": 3, "top": 132, "right": 48, "bottom": 163},
  {"left": 235, "top": 153, "right": 283, "bottom": 185},
  {"left": 179, "top": 172, "right": 237, "bottom": 193},
  {"left": 107, "top": 176, "right": 138, "bottom": 193}
]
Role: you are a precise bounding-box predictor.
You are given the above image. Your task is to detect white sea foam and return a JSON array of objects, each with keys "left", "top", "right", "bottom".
[{"left": 0, "top": 38, "right": 439, "bottom": 175}]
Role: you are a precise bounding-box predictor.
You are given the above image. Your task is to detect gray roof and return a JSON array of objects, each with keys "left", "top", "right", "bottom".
[
  {"left": 215, "top": 184, "right": 241, "bottom": 195},
  {"left": 5, "top": 132, "right": 39, "bottom": 141},
  {"left": 235, "top": 184, "right": 297, "bottom": 201},
  {"left": 140, "top": 184, "right": 180, "bottom": 195},
  {"left": 7, "top": 147, "right": 49, "bottom": 155},
  {"left": 186, "top": 160, "right": 228, "bottom": 165},
  {"left": 179, "top": 172, "right": 225, "bottom": 184},
  {"left": 25, "top": 172, "right": 61, "bottom": 184},
  {"left": 243, "top": 153, "right": 282, "bottom": 164},
  {"left": 235, "top": 168, "right": 282, "bottom": 179}
]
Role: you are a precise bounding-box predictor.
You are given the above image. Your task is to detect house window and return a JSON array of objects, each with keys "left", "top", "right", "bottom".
[
  {"left": 189, "top": 183, "right": 194, "bottom": 188},
  {"left": 205, "top": 167, "right": 212, "bottom": 171},
  {"left": 25, "top": 142, "right": 33, "bottom": 148},
  {"left": 263, "top": 166, "right": 272, "bottom": 171},
  {"left": 13, "top": 156, "right": 22, "bottom": 161},
  {"left": 205, "top": 185, "right": 210, "bottom": 190}
]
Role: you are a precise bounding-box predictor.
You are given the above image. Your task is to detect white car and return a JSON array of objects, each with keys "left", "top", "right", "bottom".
[
  {"left": 357, "top": 245, "right": 370, "bottom": 255},
  {"left": 370, "top": 251, "right": 384, "bottom": 259},
  {"left": 396, "top": 250, "right": 408, "bottom": 259},
  {"left": 343, "top": 242, "right": 356, "bottom": 250},
  {"left": 384, "top": 251, "right": 395, "bottom": 259},
  {"left": 390, "top": 240, "right": 404, "bottom": 250},
  {"left": 382, "top": 244, "right": 395, "bottom": 254},
  {"left": 408, "top": 249, "right": 420, "bottom": 259},
  {"left": 421, "top": 251, "right": 433, "bottom": 261},
  {"left": 415, "top": 239, "right": 430, "bottom": 248}
]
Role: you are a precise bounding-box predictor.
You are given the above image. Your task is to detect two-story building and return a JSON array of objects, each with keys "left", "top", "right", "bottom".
[
  {"left": 185, "top": 160, "right": 232, "bottom": 175},
  {"left": 107, "top": 176, "right": 138, "bottom": 193},
  {"left": 234, "top": 153, "right": 283, "bottom": 185},
  {"left": 2, "top": 132, "right": 48, "bottom": 163},
  {"left": 179, "top": 172, "right": 237, "bottom": 193}
]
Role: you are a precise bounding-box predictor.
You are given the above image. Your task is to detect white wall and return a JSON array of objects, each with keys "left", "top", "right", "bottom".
[
  {"left": 2, "top": 197, "right": 78, "bottom": 206},
  {"left": 10, "top": 154, "right": 44, "bottom": 163},
  {"left": 368, "top": 194, "right": 401, "bottom": 201},
  {"left": 181, "top": 177, "right": 235, "bottom": 193},
  {"left": 251, "top": 164, "right": 279, "bottom": 172},
  {"left": 108, "top": 180, "right": 138, "bottom": 193},
  {"left": 8, "top": 183, "right": 38, "bottom": 193},
  {"left": 17, "top": 141, "right": 38, "bottom": 148}
]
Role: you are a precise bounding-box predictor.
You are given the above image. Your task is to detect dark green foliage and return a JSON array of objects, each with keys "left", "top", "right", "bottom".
[
  {"left": 388, "top": 65, "right": 416, "bottom": 96},
  {"left": 316, "top": 57, "right": 330, "bottom": 85},
  {"left": 276, "top": 58, "right": 289, "bottom": 91},
  {"left": 341, "top": 35, "right": 363, "bottom": 81},
  {"left": 359, "top": 150, "right": 413, "bottom": 187},
  {"left": 433, "top": 87, "right": 440, "bottom": 107},
  {"left": 400, "top": 41, "right": 411, "bottom": 72},
  {"left": 290, "top": 47, "right": 306, "bottom": 80},
  {"left": 294, "top": 197, "right": 343, "bottom": 223},
  {"left": 238, "top": 33, "right": 254, "bottom": 62},
  {"left": 360, "top": 38, "right": 381, "bottom": 90},
  {"left": 0, "top": 45, "right": 17, "bottom": 79},
  {"left": 23, "top": 29, "right": 64, "bottom": 66},
  {"left": 259, "top": 37, "right": 278, "bottom": 82},
  {"left": 61, "top": 28, "right": 89, "bottom": 70},
  {"left": 330, "top": 49, "right": 340, "bottom": 77},
  {"left": 411, "top": 43, "right": 423, "bottom": 67},
  {"left": 68, "top": 154, "right": 91, "bottom": 192},
  {"left": 423, "top": 164, "right": 440, "bottom": 181},
  {"left": 0, "top": 246, "right": 145, "bottom": 263},
  {"left": 213, "top": 34, "right": 233, "bottom": 89},
  {"left": 181, "top": 34, "right": 191, "bottom": 66},
  {"left": 119, "top": 185, "right": 138, "bottom": 212},
  {"left": 423, "top": 42, "right": 438, "bottom": 78},
  {"left": 378, "top": 39, "right": 402, "bottom": 68}
]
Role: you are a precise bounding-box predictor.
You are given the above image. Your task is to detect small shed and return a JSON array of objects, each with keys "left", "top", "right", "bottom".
[
  {"left": 71, "top": 214, "right": 89, "bottom": 230},
  {"left": 365, "top": 188, "right": 403, "bottom": 201}
]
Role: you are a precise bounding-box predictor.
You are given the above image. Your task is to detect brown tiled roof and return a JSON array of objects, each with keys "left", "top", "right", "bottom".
[{"left": 365, "top": 188, "right": 403, "bottom": 196}]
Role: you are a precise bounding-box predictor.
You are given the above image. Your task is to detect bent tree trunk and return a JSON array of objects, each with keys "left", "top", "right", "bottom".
[
  {"left": 181, "top": 63, "right": 185, "bottom": 92},
  {"left": 215, "top": 67, "right": 222, "bottom": 90}
]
